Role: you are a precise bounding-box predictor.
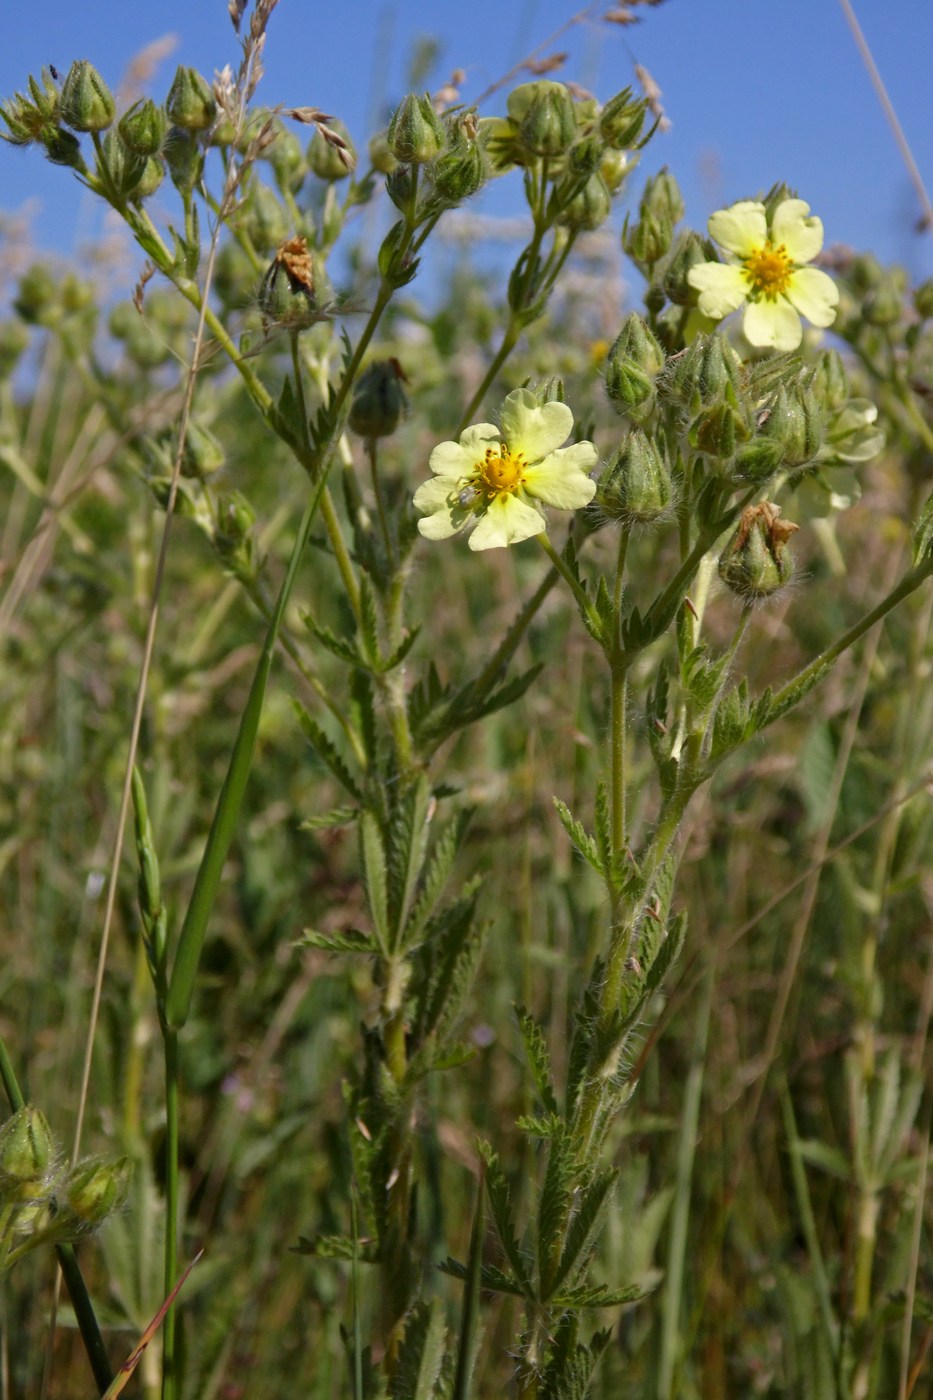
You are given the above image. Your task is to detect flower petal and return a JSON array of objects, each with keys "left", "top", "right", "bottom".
[
  {"left": 468, "top": 493, "right": 545, "bottom": 550},
  {"left": 742, "top": 297, "right": 803, "bottom": 351},
  {"left": 413, "top": 476, "right": 457, "bottom": 513},
  {"left": 771, "top": 199, "right": 823, "bottom": 263},
  {"left": 785, "top": 266, "right": 839, "bottom": 328},
  {"left": 708, "top": 201, "right": 766, "bottom": 258},
  {"left": 417, "top": 508, "right": 460, "bottom": 540},
  {"left": 500, "top": 388, "right": 573, "bottom": 461},
  {"left": 428, "top": 439, "right": 479, "bottom": 480},
  {"left": 525, "top": 444, "right": 597, "bottom": 508},
  {"left": 688, "top": 262, "right": 749, "bottom": 319}
]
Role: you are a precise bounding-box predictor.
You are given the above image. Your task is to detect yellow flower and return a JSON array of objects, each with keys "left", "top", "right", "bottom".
[
  {"left": 414, "top": 388, "right": 597, "bottom": 551},
  {"left": 687, "top": 198, "right": 839, "bottom": 351}
]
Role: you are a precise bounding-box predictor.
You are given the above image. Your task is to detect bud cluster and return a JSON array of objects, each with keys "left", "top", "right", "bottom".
[{"left": 0, "top": 1106, "right": 130, "bottom": 1271}]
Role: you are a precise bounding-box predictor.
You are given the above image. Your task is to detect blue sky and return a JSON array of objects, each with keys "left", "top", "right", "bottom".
[{"left": 2, "top": 0, "right": 932, "bottom": 293}]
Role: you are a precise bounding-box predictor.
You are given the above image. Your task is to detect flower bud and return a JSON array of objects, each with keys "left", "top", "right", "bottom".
[
  {"left": 477, "top": 115, "right": 525, "bottom": 173},
  {"left": 216, "top": 491, "right": 256, "bottom": 544},
  {"left": 811, "top": 349, "right": 849, "bottom": 411},
  {"left": 97, "top": 129, "right": 147, "bottom": 199},
  {"left": 41, "top": 125, "right": 84, "bottom": 169},
  {"left": 661, "top": 332, "right": 743, "bottom": 413},
  {"left": 913, "top": 279, "right": 933, "bottom": 320},
  {"left": 14, "top": 265, "right": 58, "bottom": 326},
  {"left": 308, "top": 120, "right": 356, "bottom": 180},
  {"left": 164, "top": 127, "right": 202, "bottom": 193},
  {"left": 266, "top": 123, "right": 307, "bottom": 192},
  {"left": 385, "top": 162, "right": 417, "bottom": 213},
  {"left": 863, "top": 271, "right": 903, "bottom": 327},
  {"left": 118, "top": 98, "right": 166, "bottom": 156},
  {"left": 508, "top": 80, "right": 576, "bottom": 159},
  {"left": 348, "top": 359, "right": 409, "bottom": 438},
  {"left": 129, "top": 155, "right": 165, "bottom": 201},
  {"left": 557, "top": 172, "right": 612, "bottom": 232},
  {"left": 605, "top": 313, "right": 664, "bottom": 423},
  {"left": 599, "top": 148, "right": 631, "bottom": 195},
  {"left": 598, "top": 88, "right": 647, "bottom": 149},
  {"left": 60, "top": 60, "right": 115, "bottom": 133},
  {"left": 181, "top": 423, "right": 225, "bottom": 478},
  {"left": 0, "top": 319, "right": 29, "bottom": 380},
  {"left": 622, "top": 207, "right": 673, "bottom": 267},
  {"left": 662, "top": 231, "right": 715, "bottom": 307},
  {"left": 387, "top": 93, "right": 445, "bottom": 165},
  {"left": 237, "top": 181, "right": 288, "bottom": 254},
  {"left": 165, "top": 66, "right": 217, "bottom": 133},
  {"left": 689, "top": 397, "right": 751, "bottom": 462},
  {"left": 432, "top": 133, "right": 485, "bottom": 204},
  {"left": 1, "top": 70, "right": 60, "bottom": 145},
  {"left": 568, "top": 134, "right": 604, "bottom": 178},
  {"left": 258, "top": 236, "right": 318, "bottom": 330},
  {"left": 367, "top": 130, "right": 397, "bottom": 174},
  {"left": 759, "top": 384, "right": 824, "bottom": 468},
  {"left": 719, "top": 502, "right": 798, "bottom": 600},
  {"left": 641, "top": 168, "right": 684, "bottom": 227},
  {"left": 733, "top": 438, "right": 785, "bottom": 483},
  {"left": 0, "top": 1107, "right": 55, "bottom": 1199},
  {"left": 64, "top": 1156, "right": 131, "bottom": 1225},
  {"left": 597, "top": 430, "right": 672, "bottom": 523}
]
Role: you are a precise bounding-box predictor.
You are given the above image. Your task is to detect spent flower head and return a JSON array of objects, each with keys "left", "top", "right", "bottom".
[
  {"left": 414, "top": 388, "right": 597, "bottom": 551},
  {"left": 688, "top": 198, "right": 839, "bottom": 351}
]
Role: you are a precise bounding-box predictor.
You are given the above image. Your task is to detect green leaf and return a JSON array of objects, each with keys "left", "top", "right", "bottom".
[
  {"left": 545, "top": 1169, "right": 618, "bottom": 1301},
  {"left": 359, "top": 809, "right": 390, "bottom": 953},
  {"left": 294, "top": 701, "right": 363, "bottom": 802},
  {"left": 291, "top": 1233, "right": 379, "bottom": 1263},
  {"left": 538, "top": 1125, "right": 577, "bottom": 1297},
  {"left": 299, "top": 806, "right": 359, "bottom": 830},
  {"left": 451, "top": 1178, "right": 484, "bottom": 1400},
  {"left": 553, "top": 799, "right": 604, "bottom": 878},
  {"left": 390, "top": 1300, "right": 447, "bottom": 1400},
  {"left": 439, "top": 1256, "right": 524, "bottom": 1297},
  {"left": 300, "top": 927, "right": 380, "bottom": 954},
  {"left": 301, "top": 613, "right": 362, "bottom": 666},
  {"left": 479, "top": 1142, "right": 535, "bottom": 1298},
  {"left": 515, "top": 1005, "right": 559, "bottom": 1115},
  {"left": 401, "top": 810, "right": 470, "bottom": 951}
]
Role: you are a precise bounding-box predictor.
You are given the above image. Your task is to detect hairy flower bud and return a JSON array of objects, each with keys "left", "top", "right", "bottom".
[
  {"left": 597, "top": 430, "right": 672, "bottom": 523},
  {"left": 622, "top": 207, "right": 673, "bottom": 267},
  {"left": 811, "top": 349, "right": 849, "bottom": 411},
  {"left": 308, "top": 120, "right": 356, "bottom": 180},
  {"left": 41, "top": 125, "right": 84, "bottom": 169},
  {"left": 641, "top": 168, "right": 684, "bottom": 227},
  {"left": 719, "top": 502, "right": 798, "bottom": 599},
  {"left": 181, "top": 423, "right": 225, "bottom": 478},
  {"left": 387, "top": 93, "right": 445, "bottom": 164},
  {"left": 118, "top": 98, "right": 166, "bottom": 156},
  {"left": 64, "top": 1156, "right": 131, "bottom": 1225},
  {"left": 557, "top": 172, "right": 612, "bottom": 232},
  {"left": 598, "top": 88, "right": 647, "bottom": 149},
  {"left": 237, "top": 181, "right": 289, "bottom": 254},
  {"left": 663, "top": 231, "right": 715, "bottom": 307},
  {"left": 348, "top": 359, "right": 409, "bottom": 438},
  {"left": 863, "top": 271, "right": 904, "bottom": 327},
  {"left": 758, "top": 384, "right": 824, "bottom": 467},
  {"left": 1, "top": 69, "right": 60, "bottom": 146},
  {"left": 0, "top": 1107, "right": 55, "bottom": 1200},
  {"left": 258, "top": 236, "right": 318, "bottom": 330},
  {"left": 60, "top": 60, "right": 115, "bottom": 133},
  {"left": 265, "top": 123, "right": 306, "bottom": 191},
  {"left": 661, "top": 332, "right": 743, "bottom": 412},
  {"left": 0, "top": 319, "right": 29, "bottom": 380},
  {"left": 164, "top": 127, "right": 202, "bottom": 193},
  {"left": 913, "top": 279, "right": 933, "bottom": 321},
  {"left": 432, "top": 124, "right": 485, "bottom": 204},
  {"left": 165, "top": 66, "right": 216, "bottom": 133},
  {"left": 690, "top": 397, "right": 751, "bottom": 462},
  {"left": 368, "top": 130, "right": 399, "bottom": 174},
  {"left": 605, "top": 313, "right": 664, "bottom": 422},
  {"left": 97, "top": 129, "right": 147, "bottom": 199},
  {"left": 508, "top": 80, "right": 576, "bottom": 158}
]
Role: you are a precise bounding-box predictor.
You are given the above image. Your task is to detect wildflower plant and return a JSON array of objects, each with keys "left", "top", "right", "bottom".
[{"left": 2, "top": 5, "right": 933, "bottom": 1398}]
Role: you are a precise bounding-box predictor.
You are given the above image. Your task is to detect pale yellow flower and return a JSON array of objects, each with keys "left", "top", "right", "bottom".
[
  {"left": 414, "top": 389, "right": 597, "bottom": 551},
  {"left": 688, "top": 198, "right": 839, "bottom": 351}
]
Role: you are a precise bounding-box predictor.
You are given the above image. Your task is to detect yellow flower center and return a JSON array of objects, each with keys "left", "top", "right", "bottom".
[
  {"left": 476, "top": 443, "right": 526, "bottom": 497},
  {"left": 742, "top": 240, "right": 793, "bottom": 301}
]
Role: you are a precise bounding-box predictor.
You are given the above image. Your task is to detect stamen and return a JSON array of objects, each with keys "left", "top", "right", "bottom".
[{"left": 743, "top": 240, "right": 792, "bottom": 301}]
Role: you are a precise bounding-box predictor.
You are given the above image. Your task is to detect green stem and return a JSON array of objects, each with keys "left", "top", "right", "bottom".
[
  {"left": 536, "top": 533, "right": 590, "bottom": 615},
  {"left": 161, "top": 1028, "right": 180, "bottom": 1400},
  {"left": 458, "top": 328, "right": 519, "bottom": 432}
]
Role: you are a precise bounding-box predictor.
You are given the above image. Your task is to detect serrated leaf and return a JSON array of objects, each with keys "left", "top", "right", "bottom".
[
  {"left": 593, "top": 781, "right": 612, "bottom": 877},
  {"left": 515, "top": 1005, "right": 559, "bottom": 1115},
  {"left": 554, "top": 798, "right": 604, "bottom": 878},
  {"left": 359, "top": 809, "right": 390, "bottom": 952},
  {"left": 538, "top": 1126, "right": 577, "bottom": 1296},
  {"left": 548, "top": 1282, "right": 646, "bottom": 1308},
  {"left": 299, "top": 806, "right": 359, "bottom": 830},
  {"left": 294, "top": 702, "right": 363, "bottom": 801},
  {"left": 515, "top": 1113, "right": 562, "bottom": 1138},
  {"left": 300, "top": 927, "right": 379, "bottom": 954},
  {"left": 390, "top": 1300, "right": 447, "bottom": 1400},
  {"left": 439, "top": 1255, "right": 524, "bottom": 1297},
  {"left": 545, "top": 1170, "right": 618, "bottom": 1301},
  {"left": 478, "top": 1142, "right": 535, "bottom": 1298},
  {"left": 793, "top": 1138, "right": 852, "bottom": 1182},
  {"left": 378, "top": 627, "right": 420, "bottom": 674},
  {"left": 292, "top": 1233, "right": 379, "bottom": 1263},
  {"left": 644, "top": 911, "right": 686, "bottom": 996},
  {"left": 301, "top": 613, "right": 362, "bottom": 666},
  {"left": 402, "top": 810, "right": 470, "bottom": 951}
]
